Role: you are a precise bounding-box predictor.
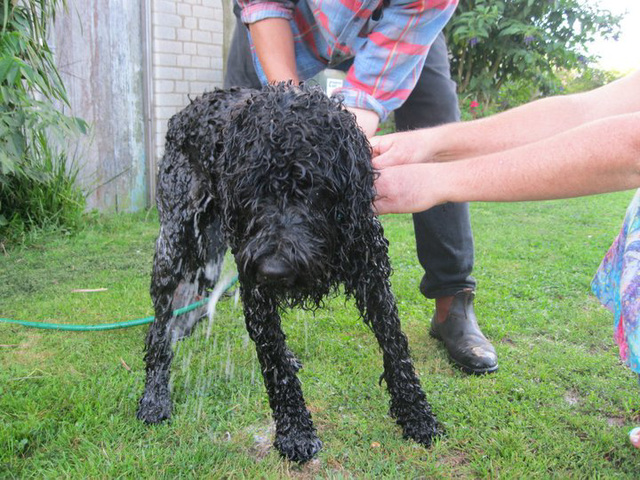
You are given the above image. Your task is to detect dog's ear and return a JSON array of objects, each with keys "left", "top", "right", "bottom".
[
  {"left": 323, "top": 100, "right": 394, "bottom": 300},
  {"left": 215, "top": 94, "right": 258, "bottom": 242},
  {"left": 326, "top": 102, "right": 377, "bottom": 227}
]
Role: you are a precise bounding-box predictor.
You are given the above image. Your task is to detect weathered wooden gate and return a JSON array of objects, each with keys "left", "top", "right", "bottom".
[
  {"left": 54, "top": 1, "right": 149, "bottom": 212},
  {"left": 52, "top": 1, "right": 235, "bottom": 211}
]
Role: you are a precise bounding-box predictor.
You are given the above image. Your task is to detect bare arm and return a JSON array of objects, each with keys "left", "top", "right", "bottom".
[
  {"left": 247, "top": 18, "right": 379, "bottom": 137},
  {"left": 351, "top": 107, "right": 380, "bottom": 138},
  {"left": 371, "top": 70, "right": 640, "bottom": 167},
  {"left": 374, "top": 112, "right": 640, "bottom": 214},
  {"left": 248, "top": 18, "right": 298, "bottom": 83}
]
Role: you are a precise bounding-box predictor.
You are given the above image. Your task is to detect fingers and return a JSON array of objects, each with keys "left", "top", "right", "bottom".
[
  {"left": 373, "top": 164, "right": 442, "bottom": 214},
  {"left": 369, "top": 136, "right": 388, "bottom": 157},
  {"left": 372, "top": 156, "right": 389, "bottom": 170},
  {"left": 370, "top": 131, "right": 417, "bottom": 169},
  {"left": 372, "top": 197, "right": 388, "bottom": 215},
  {"left": 372, "top": 166, "right": 390, "bottom": 214},
  {"left": 372, "top": 152, "right": 401, "bottom": 170},
  {"left": 372, "top": 189, "right": 391, "bottom": 215},
  {"left": 370, "top": 137, "right": 400, "bottom": 169},
  {"left": 369, "top": 135, "right": 383, "bottom": 148},
  {"left": 372, "top": 167, "right": 403, "bottom": 214}
]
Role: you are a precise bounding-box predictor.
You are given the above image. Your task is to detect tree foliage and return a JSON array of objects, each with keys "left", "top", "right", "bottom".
[
  {"left": 445, "top": 0, "right": 624, "bottom": 106},
  {"left": 0, "top": 0, "right": 87, "bottom": 244}
]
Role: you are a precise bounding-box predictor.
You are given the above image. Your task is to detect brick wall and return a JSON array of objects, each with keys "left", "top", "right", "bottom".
[{"left": 151, "top": 0, "right": 227, "bottom": 161}]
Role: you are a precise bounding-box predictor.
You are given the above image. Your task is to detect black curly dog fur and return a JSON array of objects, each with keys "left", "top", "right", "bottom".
[{"left": 137, "top": 83, "right": 439, "bottom": 462}]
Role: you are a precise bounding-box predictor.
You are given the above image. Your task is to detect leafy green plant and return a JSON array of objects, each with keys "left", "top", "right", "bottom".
[
  {"left": 0, "top": 0, "right": 87, "bottom": 245},
  {"left": 446, "top": 0, "right": 623, "bottom": 106}
]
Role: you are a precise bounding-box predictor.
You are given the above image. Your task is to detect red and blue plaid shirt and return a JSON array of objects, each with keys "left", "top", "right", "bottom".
[{"left": 237, "top": 0, "right": 458, "bottom": 121}]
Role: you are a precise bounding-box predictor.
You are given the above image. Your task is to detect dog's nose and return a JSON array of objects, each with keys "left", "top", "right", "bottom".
[{"left": 256, "top": 256, "right": 295, "bottom": 285}]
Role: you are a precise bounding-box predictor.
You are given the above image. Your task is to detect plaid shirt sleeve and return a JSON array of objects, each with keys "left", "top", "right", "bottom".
[
  {"left": 237, "top": 0, "right": 296, "bottom": 24},
  {"left": 334, "top": 0, "right": 458, "bottom": 121}
]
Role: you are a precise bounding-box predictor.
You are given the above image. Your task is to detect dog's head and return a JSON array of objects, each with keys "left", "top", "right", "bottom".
[{"left": 217, "top": 82, "right": 378, "bottom": 308}]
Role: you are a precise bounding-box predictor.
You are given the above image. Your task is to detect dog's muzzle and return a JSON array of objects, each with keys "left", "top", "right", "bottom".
[{"left": 255, "top": 255, "right": 296, "bottom": 287}]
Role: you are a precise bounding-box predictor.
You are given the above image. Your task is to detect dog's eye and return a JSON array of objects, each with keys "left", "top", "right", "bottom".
[{"left": 335, "top": 210, "right": 345, "bottom": 222}]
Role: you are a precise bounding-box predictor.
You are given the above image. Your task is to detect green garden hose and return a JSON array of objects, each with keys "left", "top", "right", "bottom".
[{"left": 0, "top": 276, "right": 238, "bottom": 331}]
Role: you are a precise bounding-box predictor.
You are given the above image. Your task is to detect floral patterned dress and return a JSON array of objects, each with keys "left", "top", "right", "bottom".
[{"left": 592, "top": 189, "right": 640, "bottom": 375}]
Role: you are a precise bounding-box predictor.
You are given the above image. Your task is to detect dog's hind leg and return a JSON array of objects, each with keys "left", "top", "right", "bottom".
[
  {"left": 354, "top": 263, "right": 440, "bottom": 447},
  {"left": 137, "top": 218, "right": 190, "bottom": 424},
  {"left": 139, "top": 210, "right": 226, "bottom": 423},
  {"left": 241, "top": 288, "right": 322, "bottom": 462},
  {"left": 138, "top": 144, "right": 206, "bottom": 424}
]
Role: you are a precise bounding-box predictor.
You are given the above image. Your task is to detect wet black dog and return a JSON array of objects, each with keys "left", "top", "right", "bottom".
[{"left": 137, "top": 83, "right": 439, "bottom": 462}]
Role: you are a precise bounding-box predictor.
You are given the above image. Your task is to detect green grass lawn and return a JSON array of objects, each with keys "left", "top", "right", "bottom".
[{"left": 1, "top": 193, "right": 639, "bottom": 478}]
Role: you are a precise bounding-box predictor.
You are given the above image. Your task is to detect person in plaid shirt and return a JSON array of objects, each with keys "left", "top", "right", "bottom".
[{"left": 224, "top": 0, "right": 499, "bottom": 375}]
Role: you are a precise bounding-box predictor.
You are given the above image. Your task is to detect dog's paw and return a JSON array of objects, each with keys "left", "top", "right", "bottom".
[
  {"left": 137, "top": 394, "right": 172, "bottom": 424},
  {"left": 400, "top": 412, "right": 441, "bottom": 448},
  {"left": 274, "top": 429, "right": 323, "bottom": 463}
]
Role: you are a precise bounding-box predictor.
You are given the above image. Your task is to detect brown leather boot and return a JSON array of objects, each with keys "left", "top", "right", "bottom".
[{"left": 430, "top": 289, "right": 498, "bottom": 374}]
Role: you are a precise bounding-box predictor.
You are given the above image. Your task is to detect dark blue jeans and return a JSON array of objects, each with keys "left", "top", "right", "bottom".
[{"left": 224, "top": 23, "right": 475, "bottom": 299}]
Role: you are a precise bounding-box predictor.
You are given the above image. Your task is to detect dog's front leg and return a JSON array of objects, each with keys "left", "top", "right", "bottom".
[
  {"left": 357, "top": 274, "right": 440, "bottom": 447},
  {"left": 242, "top": 288, "right": 322, "bottom": 462}
]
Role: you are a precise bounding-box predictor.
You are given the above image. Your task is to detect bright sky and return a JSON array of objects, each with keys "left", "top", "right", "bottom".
[{"left": 590, "top": 0, "right": 640, "bottom": 72}]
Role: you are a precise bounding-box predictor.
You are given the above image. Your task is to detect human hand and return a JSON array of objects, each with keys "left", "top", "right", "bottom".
[
  {"left": 373, "top": 163, "right": 444, "bottom": 215},
  {"left": 369, "top": 129, "right": 435, "bottom": 169}
]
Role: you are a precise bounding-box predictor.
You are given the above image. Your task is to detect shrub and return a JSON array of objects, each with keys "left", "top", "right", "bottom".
[
  {"left": 0, "top": 0, "right": 87, "bottom": 247},
  {"left": 446, "top": 0, "right": 623, "bottom": 106}
]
